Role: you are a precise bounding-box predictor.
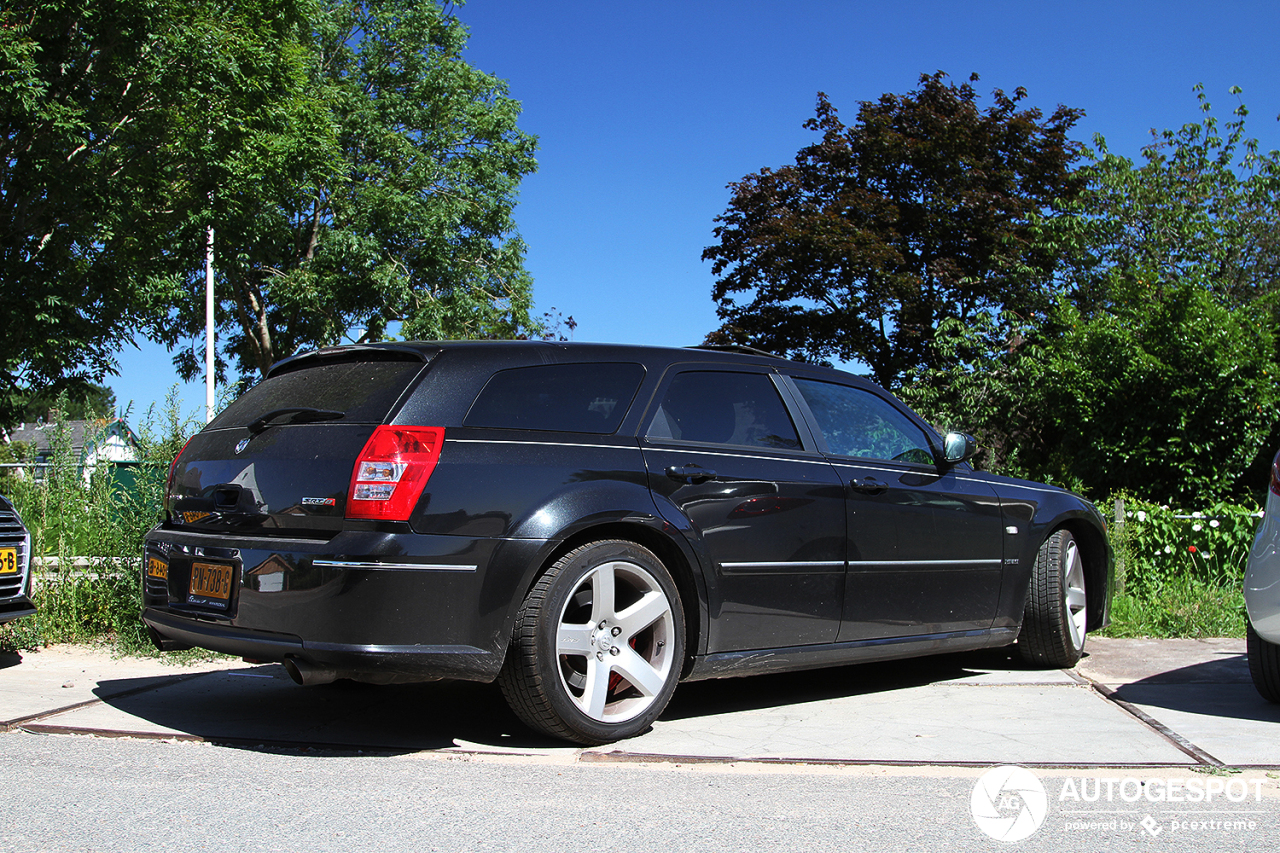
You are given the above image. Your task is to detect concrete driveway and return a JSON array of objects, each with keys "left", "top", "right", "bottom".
[{"left": 2, "top": 637, "right": 1277, "bottom": 768}]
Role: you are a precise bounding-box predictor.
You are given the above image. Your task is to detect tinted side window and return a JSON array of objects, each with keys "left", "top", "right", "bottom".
[
  {"left": 647, "top": 371, "right": 801, "bottom": 450},
  {"left": 211, "top": 359, "right": 425, "bottom": 428},
  {"left": 793, "top": 379, "right": 934, "bottom": 463},
  {"left": 464, "top": 363, "right": 645, "bottom": 434}
]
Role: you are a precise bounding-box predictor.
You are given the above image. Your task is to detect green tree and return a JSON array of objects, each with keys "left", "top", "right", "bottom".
[
  {"left": 0, "top": 0, "right": 312, "bottom": 422},
  {"left": 702, "top": 72, "right": 1085, "bottom": 388},
  {"left": 901, "top": 291, "right": 1280, "bottom": 506},
  {"left": 1061, "top": 85, "right": 1280, "bottom": 315},
  {"left": 7, "top": 383, "right": 117, "bottom": 427},
  {"left": 900, "top": 87, "right": 1280, "bottom": 505},
  {"left": 157, "top": 0, "right": 540, "bottom": 383}
]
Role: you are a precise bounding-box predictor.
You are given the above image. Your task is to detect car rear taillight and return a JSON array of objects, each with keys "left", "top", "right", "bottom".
[
  {"left": 346, "top": 426, "right": 445, "bottom": 521},
  {"left": 1270, "top": 449, "right": 1280, "bottom": 497}
]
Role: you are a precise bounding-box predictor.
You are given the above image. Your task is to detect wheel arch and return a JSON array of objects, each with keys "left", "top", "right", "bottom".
[
  {"left": 1052, "top": 515, "right": 1113, "bottom": 632},
  {"left": 508, "top": 519, "right": 708, "bottom": 679}
]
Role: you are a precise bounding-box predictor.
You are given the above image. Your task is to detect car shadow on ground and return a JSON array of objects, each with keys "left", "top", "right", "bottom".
[
  {"left": 659, "top": 647, "right": 1039, "bottom": 721},
  {"left": 1109, "top": 654, "right": 1280, "bottom": 725},
  {"left": 0, "top": 651, "right": 21, "bottom": 671},
  {"left": 84, "top": 647, "right": 1042, "bottom": 753},
  {"left": 89, "top": 666, "right": 559, "bottom": 753}
]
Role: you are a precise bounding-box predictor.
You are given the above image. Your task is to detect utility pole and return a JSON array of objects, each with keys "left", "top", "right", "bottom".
[{"left": 205, "top": 223, "right": 215, "bottom": 423}]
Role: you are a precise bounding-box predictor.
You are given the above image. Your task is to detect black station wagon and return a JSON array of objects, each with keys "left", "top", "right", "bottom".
[{"left": 143, "top": 341, "right": 1111, "bottom": 744}]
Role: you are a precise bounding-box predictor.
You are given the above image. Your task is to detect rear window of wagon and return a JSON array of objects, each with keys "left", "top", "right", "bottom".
[
  {"left": 464, "top": 363, "right": 646, "bottom": 434},
  {"left": 210, "top": 359, "right": 426, "bottom": 428}
]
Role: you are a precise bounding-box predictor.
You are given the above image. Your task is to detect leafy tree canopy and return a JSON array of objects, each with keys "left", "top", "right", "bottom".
[
  {"left": 3, "top": 383, "right": 117, "bottom": 428},
  {"left": 900, "top": 87, "right": 1280, "bottom": 505},
  {"left": 703, "top": 72, "right": 1085, "bottom": 387},
  {"left": 156, "top": 0, "right": 541, "bottom": 384},
  {"left": 0, "top": 0, "right": 314, "bottom": 423}
]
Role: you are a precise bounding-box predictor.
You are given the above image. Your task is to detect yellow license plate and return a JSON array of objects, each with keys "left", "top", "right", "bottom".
[
  {"left": 147, "top": 557, "right": 168, "bottom": 580},
  {"left": 0, "top": 547, "right": 16, "bottom": 574},
  {"left": 189, "top": 561, "right": 233, "bottom": 604}
]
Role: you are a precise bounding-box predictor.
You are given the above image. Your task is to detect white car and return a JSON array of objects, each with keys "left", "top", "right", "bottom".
[
  {"left": 1246, "top": 450, "right": 1280, "bottom": 702},
  {"left": 0, "top": 493, "right": 34, "bottom": 624}
]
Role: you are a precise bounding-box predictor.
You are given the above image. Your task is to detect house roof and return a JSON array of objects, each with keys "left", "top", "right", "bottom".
[{"left": 5, "top": 419, "right": 137, "bottom": 456}]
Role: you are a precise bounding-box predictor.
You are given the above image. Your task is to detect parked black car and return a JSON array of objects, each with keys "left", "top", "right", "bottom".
[
  {"left": 0, "top": 493, "right": 35, "bottom": 625},
  {"left": 143, "top": 341, "right": 1112, "bottom": 743}
]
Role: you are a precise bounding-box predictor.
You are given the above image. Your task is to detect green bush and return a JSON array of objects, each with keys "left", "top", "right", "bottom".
[
  {"left": 1101, "top": 495, "right": 1255, "bottom": 638},
  {"left": 0, "top": 392, "right": 199, "bottom": 654}
]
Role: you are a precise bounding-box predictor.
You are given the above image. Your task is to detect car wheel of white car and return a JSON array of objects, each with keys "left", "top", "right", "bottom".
[
  {"left": 1017, "top": 529, "right": 1088, "bottom": 668},
  {"left": 498, "top": 540, "right": 685, "bottom": 745},
  {"left": 1248, "top": 623, "right": 1280, "bottom": 703}
]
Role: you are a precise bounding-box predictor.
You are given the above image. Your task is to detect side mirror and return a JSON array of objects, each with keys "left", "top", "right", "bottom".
[{"left": 942, "top": 432, "right": 979, "bottom": 465}]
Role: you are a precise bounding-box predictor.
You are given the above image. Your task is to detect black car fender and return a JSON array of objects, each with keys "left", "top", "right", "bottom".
[
  {"left": 492, "top": 485, "right": 713, "bottom": 664},
  {"left": 993, "top": 483, "right": 1113, "bottom": 633}
]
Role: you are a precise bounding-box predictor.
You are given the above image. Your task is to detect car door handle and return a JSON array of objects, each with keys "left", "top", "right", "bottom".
[
  {"left": 848, "top": 477, "right": 888, "bottom": 494},
  {"left": 666, "top": 464, "right": 717, "bottom": 484}
]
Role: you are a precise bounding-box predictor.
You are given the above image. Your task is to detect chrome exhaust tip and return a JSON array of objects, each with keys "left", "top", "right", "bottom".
[{"left": 282, "top": 656, "right": 338, "bottom": 687}]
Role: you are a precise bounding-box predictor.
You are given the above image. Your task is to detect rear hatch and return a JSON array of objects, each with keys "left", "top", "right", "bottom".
[{"left": 166, "top": 348, "right": 434, "bottom": 536}]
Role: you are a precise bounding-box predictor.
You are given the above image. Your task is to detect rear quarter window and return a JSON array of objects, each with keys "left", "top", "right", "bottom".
[
  {"left": 210, "top": 359, "right": 426, "bottom": 428},
  {"left": 464, "top": 363, "right": 645, "bottom": 434}
]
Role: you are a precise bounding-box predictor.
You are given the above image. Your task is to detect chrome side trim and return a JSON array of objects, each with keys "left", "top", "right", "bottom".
[
  {"left": 312, "top": 560, "right": 477, "bottom": 573},
  {"left": 848, "top": 559, "right": 1003, "bottom": 567},
  {"left": 720, "top": 560, "right": 845, "bottom": 575}
]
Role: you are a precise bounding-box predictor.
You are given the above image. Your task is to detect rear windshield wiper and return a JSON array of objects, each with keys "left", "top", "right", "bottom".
[{"left": 247, "top": 407, "right": 345, "bottom": 435}]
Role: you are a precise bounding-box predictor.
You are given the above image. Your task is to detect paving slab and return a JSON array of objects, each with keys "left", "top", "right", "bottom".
[
  {"left": 597, "top": 680, "right": 1191, "bottom": 765},
  {"left": 1077, "top": 637, "right": 1250, "bottom": 685},
  {"left": 1075, "top": 637, "right": 1280, "bottom": 766},
  {"left": 0, "top": 646, "right": 239, "bottom": 727}
]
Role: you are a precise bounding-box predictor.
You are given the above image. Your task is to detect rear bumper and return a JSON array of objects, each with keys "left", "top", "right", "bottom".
[
  {"left": 142, "top": 526, "right": 549, "bottom": 682},
  {"left": 142, "top": 608, "right": 501, "bottom": 681}
]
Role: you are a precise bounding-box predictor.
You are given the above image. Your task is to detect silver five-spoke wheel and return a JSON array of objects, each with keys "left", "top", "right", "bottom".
[{"left": 499, "top": 540, "right": 685, "bottom": 744}]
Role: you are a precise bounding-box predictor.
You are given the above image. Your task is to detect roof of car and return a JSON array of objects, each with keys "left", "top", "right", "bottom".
[{"left": 269, "top": 339, "right": 870, "bottom": 387}]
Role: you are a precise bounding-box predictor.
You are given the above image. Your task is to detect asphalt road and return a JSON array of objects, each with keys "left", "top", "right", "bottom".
[
  {"left": 3, "top": 638, "right": 1280, "bottom": 851},
  {"left": 2, "top": 733, "right": 1277, "bottom": 852}
]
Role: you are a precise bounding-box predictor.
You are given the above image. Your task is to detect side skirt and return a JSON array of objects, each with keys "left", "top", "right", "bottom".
[{"left": 684, "top": 626, "right": 1019, "bottom": 681}]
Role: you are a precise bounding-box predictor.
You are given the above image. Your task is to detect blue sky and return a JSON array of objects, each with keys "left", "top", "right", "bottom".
[{"left": 108, "top": 0, "right": 1280, "bottom": 423}]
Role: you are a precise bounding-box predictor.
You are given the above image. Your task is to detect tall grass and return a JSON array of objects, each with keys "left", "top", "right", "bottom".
[{"left": 0, "top": 392, "right": 198, "bottom": 654}]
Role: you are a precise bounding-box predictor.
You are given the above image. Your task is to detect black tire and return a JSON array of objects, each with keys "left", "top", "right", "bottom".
[
  {"left": 1247, "top": 623, "right": 1280, "bottom": 703},
  {"left": 1017, "top": 529, "right": 1088, "bottom": 668},
  {"left": 498, "top": 540, "right": 685, "bottom": 745}
]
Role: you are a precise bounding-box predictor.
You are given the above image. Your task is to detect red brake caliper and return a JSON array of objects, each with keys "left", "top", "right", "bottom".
[{"left": 607, "top": 637, "right": 640, "bottom": 693}]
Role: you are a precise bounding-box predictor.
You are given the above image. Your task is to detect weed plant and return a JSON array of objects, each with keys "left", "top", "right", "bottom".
[{"left": 0, "top": 391, "right": 198, "bottom": 654}]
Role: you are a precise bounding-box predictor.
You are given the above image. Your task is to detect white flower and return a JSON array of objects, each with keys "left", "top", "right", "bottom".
[
  {"left": 1164, "top": 545, "right": 1174, "bottom": 554},
  {"left": 1209, "top": 519, "right": 1220, "bottom": 528},
  {"left": 1192, "top": 524, "right": 1203, "bottom": 532},
  {"left": 1137, "top": 510, "right": 1147, "bottom": 522},
  {"left": 1126, "top": 511, "right": 1133, "bottom": 518},
  {"left": 1192, "top": 511, "right": 1203, "bottom": 519}
]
